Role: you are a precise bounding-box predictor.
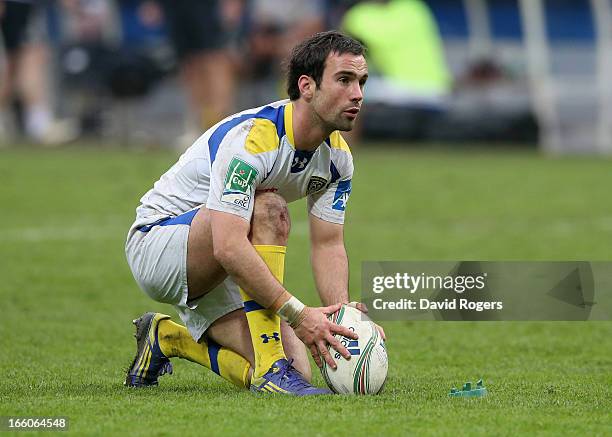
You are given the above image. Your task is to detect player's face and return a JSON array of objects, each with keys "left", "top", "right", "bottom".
[{"left": 312, "top": 52, "right": 368, "bottom": 132}]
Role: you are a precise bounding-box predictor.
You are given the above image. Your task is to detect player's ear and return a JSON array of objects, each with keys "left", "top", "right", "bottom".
[{"left": 298, "top": 75, "right": 315, "bottom": 101}]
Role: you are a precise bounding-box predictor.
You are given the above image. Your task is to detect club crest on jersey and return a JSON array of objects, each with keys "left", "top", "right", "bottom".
[
  {"left": 332, "top": 180, "right": 351, "bottom": 211},
  {"left": 221, "top": 157, "right": 258, "bottom": 210},
  {"left": 306, "top": 176, "right": 328, "bottom": 195}
]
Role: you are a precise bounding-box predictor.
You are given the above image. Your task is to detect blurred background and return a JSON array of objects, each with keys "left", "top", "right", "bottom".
[{"left": 1, "top": 0, "right": 611, "bottom": 154}]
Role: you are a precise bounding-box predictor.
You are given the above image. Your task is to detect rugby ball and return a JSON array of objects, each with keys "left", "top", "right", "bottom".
[{"left": 321, "top": 305, "right": 388, "bottom": 394}]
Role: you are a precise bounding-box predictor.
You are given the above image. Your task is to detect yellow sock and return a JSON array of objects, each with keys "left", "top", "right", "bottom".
[
  {"left": 240, "top": 245, "right": 287, "bottom": 379},
  {"left": 157, "top": 319, "right": 251, "bottom": 389}
]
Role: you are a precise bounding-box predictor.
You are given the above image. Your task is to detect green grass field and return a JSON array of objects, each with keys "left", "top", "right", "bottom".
[{"left": 1, "top": 146, "right": 611, "bottom": 436}]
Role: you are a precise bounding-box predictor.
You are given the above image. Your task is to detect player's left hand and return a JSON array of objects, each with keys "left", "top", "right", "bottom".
[
  {"left": 293, "top": 304, "right": 359, "bottom": 369},
  {"left": 347, "top": 301, "right": 387, "bottom": 341}
]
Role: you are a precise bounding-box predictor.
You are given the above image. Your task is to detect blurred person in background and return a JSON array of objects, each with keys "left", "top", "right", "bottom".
[
  {"left": 238, "top": 0, "right": 325, "bottom": 108},
  {"left": 144, "top": 0, "right": 239, "bottom": 148},
  {"left": 0, "top": 0, "right": 77, "bottom": 145},
  {"left": 53, "top": 0, "right": 121, "bottom": 136},
  {"left": 56, "top": 0, "right": 178, "bottom": 141},
  {"left": 323, "top": 0, "right": 360, "bottom": 29},
  {"left": 341, "top": 0, "right": 451, "bottom": 141},
  {"left": 58, "top": 0, "right": 119, "bottom": 43}
]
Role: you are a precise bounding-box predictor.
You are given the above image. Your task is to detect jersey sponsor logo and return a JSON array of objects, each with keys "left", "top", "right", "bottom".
[
  {"left": 332, "top": 180, "right": 352, "bottom": 211},
  {"left": 306, "top": 176, "right": 328, "bottom": 195},
  {"left": 221, "top": 157, "right": 259, "bottom": 210},
  {"left": 291, "top": 150, "right": 315, "bottom": 173}
]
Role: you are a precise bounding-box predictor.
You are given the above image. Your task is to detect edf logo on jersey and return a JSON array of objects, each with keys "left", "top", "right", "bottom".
[{"left": 332, "top": 180, "right": 352, "bottom": 211}]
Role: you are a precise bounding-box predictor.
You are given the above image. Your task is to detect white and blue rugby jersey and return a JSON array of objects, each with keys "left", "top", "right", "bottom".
[{"left": 132, "top": 100, "right": 353, "bottom": 229}]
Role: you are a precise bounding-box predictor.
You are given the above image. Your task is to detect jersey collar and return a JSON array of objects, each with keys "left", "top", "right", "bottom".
[{"left": 284, "top": 101, "right": 295, "bottom": 147}]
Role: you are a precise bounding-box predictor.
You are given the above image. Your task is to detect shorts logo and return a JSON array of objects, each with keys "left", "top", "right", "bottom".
[
  {"left": 221, "top": 157, "right": 258, "bottom": 210},
  {"left": 332, "top": 179, "right": 351, "bottom": 211},
  {"left": 306, "top": 176, "right": 327, "bottom": 195}
]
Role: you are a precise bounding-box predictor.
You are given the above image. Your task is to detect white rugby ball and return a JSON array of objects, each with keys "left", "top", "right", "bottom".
[{"left": 321, "top": 305, "right": 388, "bottom": 394}]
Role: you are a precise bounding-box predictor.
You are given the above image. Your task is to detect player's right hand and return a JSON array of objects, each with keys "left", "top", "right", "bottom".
[{"left": 293, "top": 303, "right": 359, "bottom": 369}]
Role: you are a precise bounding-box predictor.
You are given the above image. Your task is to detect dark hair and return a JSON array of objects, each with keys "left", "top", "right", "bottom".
[{"left": 286, "top": 30, "right": 365, "bottom": 101}]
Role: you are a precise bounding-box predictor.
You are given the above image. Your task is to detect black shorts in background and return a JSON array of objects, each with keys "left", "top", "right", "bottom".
[
  {"left": 1, "top": 1, "right": 34, "bottom": 53},
  {"left": 158, "top": 0, "right": 226, "bottom": 60}
]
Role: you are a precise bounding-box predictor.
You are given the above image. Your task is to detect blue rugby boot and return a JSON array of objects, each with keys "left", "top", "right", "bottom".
[
  {"left": 250, "top": 359, "right": 332, "bottom": 396},
  {"left": 125, "top": 312, "right": 173, "bottom": 387}
]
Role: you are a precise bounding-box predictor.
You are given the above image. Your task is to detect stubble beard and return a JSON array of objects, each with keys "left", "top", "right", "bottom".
[
  {"left": 317, "top": 106, "right": 355, "bottom": 132},
  {"left": 312, "top": 92, "right": 356, "bottom": 133},
  {"left": 332, "top": 113, "right": 356, "bottom": 132}
]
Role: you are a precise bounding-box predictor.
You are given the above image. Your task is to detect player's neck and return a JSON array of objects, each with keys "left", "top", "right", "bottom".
[{"left": 291, "top": 100, "right": 333, "bottom": 151}]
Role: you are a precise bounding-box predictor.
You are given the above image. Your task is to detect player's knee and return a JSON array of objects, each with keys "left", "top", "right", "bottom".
[{"left": 250, "top": 192, "right": 291, "bottom": 245}]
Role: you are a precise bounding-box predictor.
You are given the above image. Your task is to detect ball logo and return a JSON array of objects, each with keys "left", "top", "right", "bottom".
[
  {"left": 335, "top": 326, "right": 360, "bottom": 359},
  {"left": 346, "top": 340, "right": 360, "bottom": 356},
  {"left": 321, "top": 306, "right": 388, "bottom": 394}
]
